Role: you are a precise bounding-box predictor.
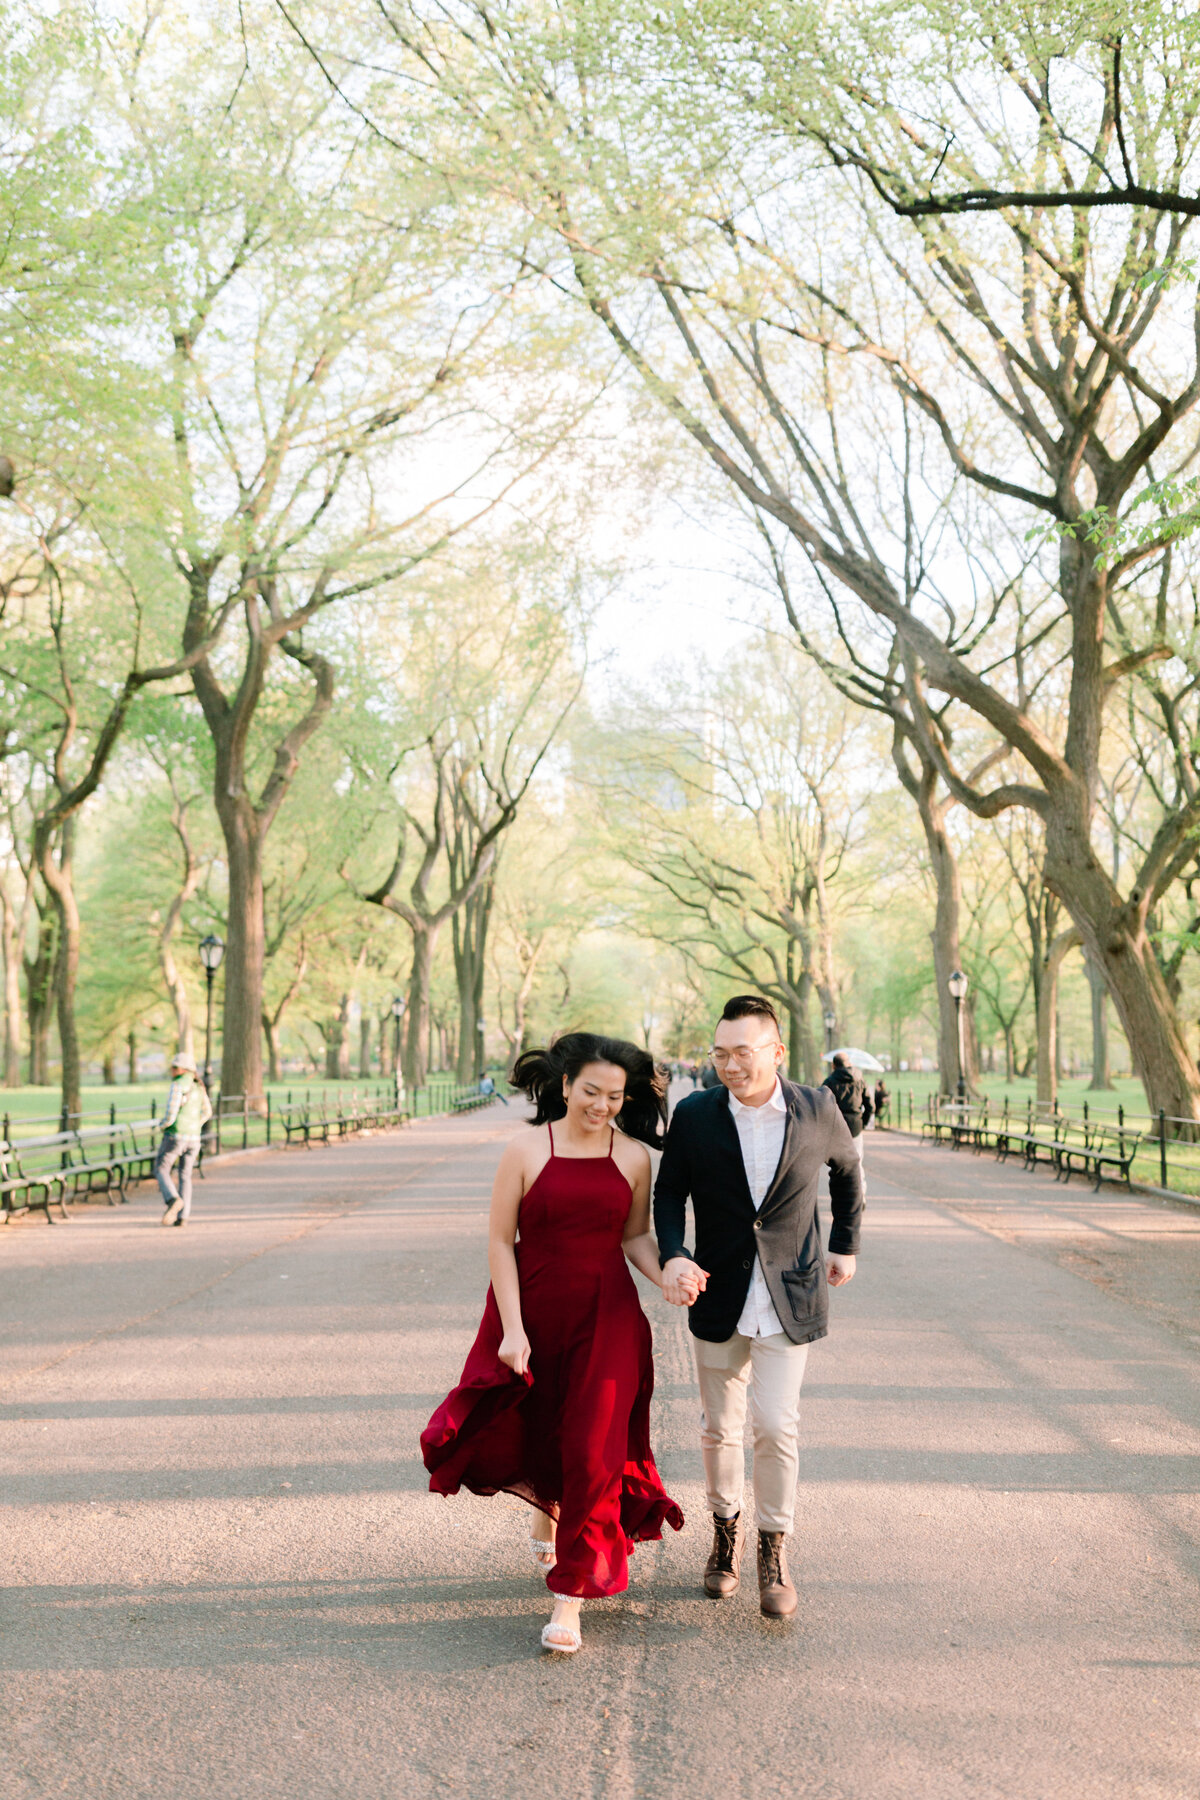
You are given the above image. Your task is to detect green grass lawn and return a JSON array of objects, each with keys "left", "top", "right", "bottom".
[{"left": 882, "top": 1069, "right": 1149, "bottom": 1127}]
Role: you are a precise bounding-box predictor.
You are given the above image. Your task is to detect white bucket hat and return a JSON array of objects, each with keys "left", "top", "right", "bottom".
[{"left": 170, "top": 1050, "right": 197, "bottom": 1074}]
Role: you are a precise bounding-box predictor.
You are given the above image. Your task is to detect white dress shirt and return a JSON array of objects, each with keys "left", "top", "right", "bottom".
[{"left": 730, "top": 1078, "right": 788, "bottom": 1338}]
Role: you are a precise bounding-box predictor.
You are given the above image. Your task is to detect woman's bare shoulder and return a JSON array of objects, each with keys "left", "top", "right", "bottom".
[
  {"left": 495, "top": 1124, "right": 551, "bottom": 1181},
  {"left": 612, "top": 1133, "right": 652, "bottom": 1178}
]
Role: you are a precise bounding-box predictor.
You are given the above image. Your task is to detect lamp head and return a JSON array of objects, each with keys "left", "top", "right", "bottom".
[
  {"left": 947, "top": 969, "right": 969, "bottom": 1001},
  {"left": 198, "top": 933, "right": 225, "bottom": 972},
  {"left": 823, "top": 1010, "right": 836, "bottom": 1030},
  {"left": 391, "top": 996, "right": 406, "bottom": 1020}
]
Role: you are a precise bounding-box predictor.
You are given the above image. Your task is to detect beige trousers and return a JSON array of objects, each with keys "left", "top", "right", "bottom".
[{"left": 693, "top": 1331, "right": 809, "bottom": 1534}]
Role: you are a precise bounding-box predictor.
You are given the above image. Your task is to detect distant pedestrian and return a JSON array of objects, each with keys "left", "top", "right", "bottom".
[
  {"left": 821, "top": 1052, "right": 872, "bottom": 1193},
  {"left": 873, "top": 1078, "right": 890, "bottom": 1128},
  {"left": 156, "top": 1052, "right": 212, "bottom": 1227},
  {"left": 699, "top": 1061, "right": 721, "bottom": 1089}
]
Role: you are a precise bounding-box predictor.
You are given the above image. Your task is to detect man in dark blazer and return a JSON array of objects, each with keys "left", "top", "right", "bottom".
[{"left": 654, "top": 995, "right": 863, "bottom": 1617}]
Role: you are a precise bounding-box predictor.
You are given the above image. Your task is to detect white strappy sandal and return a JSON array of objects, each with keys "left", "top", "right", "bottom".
[
  {"left": 529, "top": 1534, "right": 557, "bottom": 1571},
  {"left": 540, "top": 1607, "right": 582, "bottom": 1654}
]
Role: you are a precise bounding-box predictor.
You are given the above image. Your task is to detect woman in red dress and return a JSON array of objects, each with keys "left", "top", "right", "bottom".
[{"left": 421, "top": 1033, "right": 689, "bottom": 1653}]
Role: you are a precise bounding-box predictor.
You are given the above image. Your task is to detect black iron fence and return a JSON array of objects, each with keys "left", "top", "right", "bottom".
[{"left": 1, "top": 1077, "right": 495, "bottom": 1163}]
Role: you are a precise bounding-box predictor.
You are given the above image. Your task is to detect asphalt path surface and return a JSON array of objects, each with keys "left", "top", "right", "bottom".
[{"left": 1, "top": 1101, "right": 1198, "bottom": 1800}]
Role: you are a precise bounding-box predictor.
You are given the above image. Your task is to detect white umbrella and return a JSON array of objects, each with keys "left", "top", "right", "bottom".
[{"left": 821, "top": 1045, "right": 886, "bottom": 1072}]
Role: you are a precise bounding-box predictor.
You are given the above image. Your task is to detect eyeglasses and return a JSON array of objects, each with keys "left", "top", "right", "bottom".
[{"left": 710, "top": 1043, "right": 780, "bottom": 1067}]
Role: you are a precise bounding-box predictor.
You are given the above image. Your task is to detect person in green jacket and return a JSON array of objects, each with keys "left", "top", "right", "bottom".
[{"left": 156, "top": 1051, "right": 213, "bottom": 1227}]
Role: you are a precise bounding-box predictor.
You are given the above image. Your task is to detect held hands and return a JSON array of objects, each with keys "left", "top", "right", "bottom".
[
  {"left": 827, "top": 1252, "right": 857, "bottom": 1288},
  {"left": 498, "top": 1328, "right": 532, "bottom": 1377},
  {"left": 662, "top": 1255, "right": 708, "bottom": 1307}
]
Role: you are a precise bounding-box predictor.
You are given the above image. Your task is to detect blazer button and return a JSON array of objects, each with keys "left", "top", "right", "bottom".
[
  {"left": 754, "top": 1220, "right": 762, "bottom": 1230},
  {"left": 742, "top": 1259, "right": 751, "bottom": 1269}
]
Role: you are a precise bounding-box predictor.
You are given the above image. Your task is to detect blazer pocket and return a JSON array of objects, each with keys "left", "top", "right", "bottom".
[{"left": 780, "top": 1261, "right": 823, "bottom": 1319}]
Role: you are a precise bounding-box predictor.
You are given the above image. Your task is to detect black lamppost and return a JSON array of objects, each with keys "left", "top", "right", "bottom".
[
  {"left": 391, "top": 996, "right": 406, "bottom": 1099},
  {"left": 823, "top": 1009, "right": 836, "bottom": 1055},
  {"left": 476, "top": 1015, "right": 486, "bottom": 1083},
  {"left": 948, "top": 969, "right": 969, "bottom": 1104},
  {"left": 198, "top": 934, "right": 225, "bottom": 1095}
]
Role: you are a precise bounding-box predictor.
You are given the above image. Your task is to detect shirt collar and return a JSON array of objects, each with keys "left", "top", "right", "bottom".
[{"left": 728, "top": 1077, "right": 786, "bottom": 1119}]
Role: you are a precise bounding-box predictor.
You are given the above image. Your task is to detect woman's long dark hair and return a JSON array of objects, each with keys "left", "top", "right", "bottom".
[{"left": 510, "top": 1032, "right": 667, "bottom": 1148}]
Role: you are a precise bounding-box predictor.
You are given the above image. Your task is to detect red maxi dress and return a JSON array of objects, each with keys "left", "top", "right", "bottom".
[{"left": 420, "top": 1125, "right": 684, "bottom": 1598}]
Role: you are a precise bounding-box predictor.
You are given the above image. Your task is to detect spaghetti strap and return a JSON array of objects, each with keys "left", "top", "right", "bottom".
[{"left": 547, "top": 1121, "right": 555, "bottom": 1157}]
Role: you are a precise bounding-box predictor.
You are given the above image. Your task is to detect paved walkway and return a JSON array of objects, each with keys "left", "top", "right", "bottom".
[{"left": 1, "top": 1112, "right": 1197, "bottom": 1800}]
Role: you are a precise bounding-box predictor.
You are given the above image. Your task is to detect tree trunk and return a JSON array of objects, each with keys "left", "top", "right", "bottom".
[
  {"left": 378, "top": 1008, "right": 395, "bottom": 1077},
  {"left": 127, "top": 1029, "right": 137, "bottom": 1085},
  {"left": 893, "top": 733, "right": 978, "bottom": 1097},
  {"left": 25, "top": 906, "right": 55, "bottom": 1085},
  {"left": 262, "top": 1013, "right": 282, "bottom": 1084},
  {"left": 39, "top": 817, "right": 81, "bottom": 1122},
  {"left": 216, "top": 795, "right": 264, "bottom": 1107},
  {"left": 799, "top": 974, "right": 819, "bottom": 1083},
  {"left": 102, "top": 1050, "right": 115, "bottom": 1086},
  {"left": 1003, "top": 1024, "right": 1015, "bottom": 1083},
  {"left": 1044, "top": 825, "right": 1200, "bottom": 1120},
  {"left": 404, "top": 928, "right": 437, "bottom": 1089},
  {"left": 323, "top": 994, "right": 351, "bottom": 1080},
  {"left": 359, "top": 1013, "right": 372, "bottom": 1079},
  {"left": 454, "top": 878, "right": 493, "bottom": 1082},
  {"left": 922, "top": 801, "right": 977, "bottom": 1099},
  {"left": 1085, "top": 953, "right": 1114, "bottom": 1089},
  {"left": 161, "top": 935, "right": 194, "bottom": 1060},
  {"left": 1, "top": 883, "right": 22, "bottom": 1086},
  {"left": 508, "top": 930, "right": 547, "bottom": 1065},
  {"left": 1036, "top": 927, "right": 1079, "bottom": 1108}
]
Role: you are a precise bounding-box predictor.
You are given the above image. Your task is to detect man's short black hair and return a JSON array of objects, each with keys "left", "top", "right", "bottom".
[{"left": 719, "top": 994, "right": 781, "bottom": 1036}]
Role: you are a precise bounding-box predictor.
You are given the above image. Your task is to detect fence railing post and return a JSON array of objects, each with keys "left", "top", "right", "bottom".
[{"left": 1160, "top": 1107, "right": 1168, "bottom": 1188}]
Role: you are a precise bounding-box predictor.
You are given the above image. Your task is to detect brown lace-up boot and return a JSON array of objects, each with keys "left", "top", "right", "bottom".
[
  {"left": 757, "top": 1530, "right": 797, "bottom": 1618},
  {"left": 703, "top": 1512, "right": 744, "bottom": 1598}
]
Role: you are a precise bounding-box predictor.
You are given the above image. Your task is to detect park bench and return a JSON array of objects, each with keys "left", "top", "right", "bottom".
[
  {"left": 922, "top": 1104, "right": 981, "bottom": 1147},
  {"left": 59, "top": 1123, "right": 140, "bottom": 1206},
  {"left": 2, "top": 1117, "right": 169, "bottom": 1223},
  {"left": 450, "top": 1086, "right": 495, "bottom": 1114},
  {"left": 276, "top": 1091, "right": 408, "bottom": 1149},
  {"left": 278, "top": 1099, "right": 332, "bottom": 1148},
  {"left": 919, "top": 1094, "right": 1147, "bottom": 1196},
  {"left": 1057, "top": 1121, "right": 1141, "bottom": 1190},
  {"left": 0, "top": 1134, "right": 71, "bottom": 1223},
  {"left": 947, "top": 1106, "right": 991, "bottom": 1151},
  {"left": 1018, "top": 1115, "right": 1078, "bottom": 1175}
]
